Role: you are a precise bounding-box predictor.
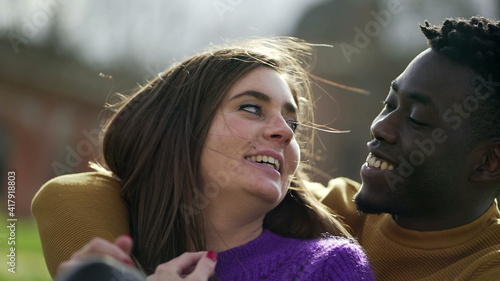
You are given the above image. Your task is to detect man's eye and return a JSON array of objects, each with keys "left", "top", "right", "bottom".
[
  {"left": 382, "top": 100, "right": 396, "bottom": 111},
  {"left": 239, "top": 104, "right": 261, "bottom": 115},
  {"left": 408, "top": 117, "right": 427, "bottom": 127}
]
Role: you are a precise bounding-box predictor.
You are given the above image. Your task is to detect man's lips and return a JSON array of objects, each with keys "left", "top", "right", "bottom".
[
  {"left": 366, "top": 140, "right": 398, "bottom": 171},
  {"left": 365, "top": 153, "right": 396, "bottom": 171}
]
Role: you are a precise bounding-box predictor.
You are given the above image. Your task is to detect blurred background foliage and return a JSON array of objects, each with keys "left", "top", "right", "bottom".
[{"left": 0, "top": 0, "right": 498, "bottom": 280}]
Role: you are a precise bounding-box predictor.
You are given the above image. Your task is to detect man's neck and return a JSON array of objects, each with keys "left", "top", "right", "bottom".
[{"left": 392, "top": 200, "right": 494, "bottom": 231}]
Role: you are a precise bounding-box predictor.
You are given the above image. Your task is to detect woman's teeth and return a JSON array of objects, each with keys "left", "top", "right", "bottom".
[
  {"left": 245, "top": 155, "right": 280, "bottom": 171},
  {"left": 366, "top": 154, "right": 395, "bottom": 171}
]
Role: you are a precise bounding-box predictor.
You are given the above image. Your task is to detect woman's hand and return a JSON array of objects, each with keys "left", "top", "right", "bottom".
[
  {"left": 146, "top": 251, "right": 217, "bottom": 281},
  {"left": 57, "top": 234, "right": 135, "bottom": 276},
  {"left": 57, "top": 235, "right": 217, "bottom": 281}
]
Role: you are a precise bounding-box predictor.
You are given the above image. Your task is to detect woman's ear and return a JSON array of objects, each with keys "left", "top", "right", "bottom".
[{"left": 470, "top": 141, "right": 500, "bottom": 182}]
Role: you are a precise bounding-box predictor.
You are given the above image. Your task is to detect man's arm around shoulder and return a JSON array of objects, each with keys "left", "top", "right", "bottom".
[{"left": 306, "top": 177, "right": 366, "bottom": 237}]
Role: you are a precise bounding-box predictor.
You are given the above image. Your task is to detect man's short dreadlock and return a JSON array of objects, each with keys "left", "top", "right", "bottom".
[{"left": 420, "top": 16, "right": 500, "bottom": 141}]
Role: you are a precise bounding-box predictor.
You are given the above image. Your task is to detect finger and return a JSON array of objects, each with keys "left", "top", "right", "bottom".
[
  {"left": 58, "top": 260, "right": 79, "bottom": 275},
  {"left": 169, "top": 252, "right": 208, "bottom": 275},
  {"left": 153, "top": 252, "right": 207, "bottom": 276},
  {"left": 73, "top": 237, "right": 133, "bottom": 266},
  {"left": 188, "top": 251, "right": 217, "bottom": 279},
  {"left": 114, "top": 234, "right": 133, "bottom": 256}
]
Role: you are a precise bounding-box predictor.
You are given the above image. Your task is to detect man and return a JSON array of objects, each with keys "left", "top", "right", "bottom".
[
  {"left": 33, "top": 16, "right": 500, "bottom": 280},
  {"left": 313, "top": 16, "right": 500, "bottom": 280}
]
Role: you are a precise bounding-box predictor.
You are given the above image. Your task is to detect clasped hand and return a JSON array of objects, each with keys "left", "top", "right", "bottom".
[{"left": 57, "top": 235, "right": 217, "bottom": 281}]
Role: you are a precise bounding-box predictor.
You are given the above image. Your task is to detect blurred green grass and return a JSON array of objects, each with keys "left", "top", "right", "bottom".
[{"left": 0, "top": 214, "right": 52, "bottom": 281}]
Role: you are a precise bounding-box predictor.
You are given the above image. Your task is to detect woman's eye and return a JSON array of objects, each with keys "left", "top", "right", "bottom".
[
  {"left": 239, "top": 104, "right": 261, "bottom": 115},
  {"left": 287, "top": 120, "right": 299, "bottom": 132}
]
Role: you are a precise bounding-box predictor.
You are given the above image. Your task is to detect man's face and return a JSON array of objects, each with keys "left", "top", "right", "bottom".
[{"left": 356, "top": 49, "right": 483, "bottom": 218}]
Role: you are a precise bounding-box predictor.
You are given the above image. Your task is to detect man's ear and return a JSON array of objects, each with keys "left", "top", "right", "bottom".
[{"left": 470, "top": 141, "right": 500, "bottom": 182}]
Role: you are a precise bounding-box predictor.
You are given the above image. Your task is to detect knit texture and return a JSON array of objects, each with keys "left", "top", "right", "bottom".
[
  {"left": 35, "top": 173, "right": 500, "bottom": 280},
  {"left": 32, "top": 172, "right": 129, "bottom": 278},
  {"left": 316, "top": 177, "right": 500, "bottom": 281},
  {"left": 216, "top": 229, "right": 375, "bottom": 281}
]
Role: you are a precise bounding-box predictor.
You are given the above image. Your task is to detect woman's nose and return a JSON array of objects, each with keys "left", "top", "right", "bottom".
[{"left": 263, "top": 116, "right": 294, "bottom": 146}]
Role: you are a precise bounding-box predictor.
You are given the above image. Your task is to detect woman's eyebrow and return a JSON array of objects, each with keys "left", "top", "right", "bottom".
[
  {"left": 231, "top": 90, "right": 270, "bottom": 102},
  {"left": 231, "top": 90, "right": 297, "bottom": 114}
]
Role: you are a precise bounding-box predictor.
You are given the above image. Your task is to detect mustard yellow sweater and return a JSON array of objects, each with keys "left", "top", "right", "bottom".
[
  {"left": 32, "top": 172, "right": 129, "bottom": 277},
  {"left": 32, "top": 172, "right": 500, "bottom": 280},
  {"left": 310, "top": 178, "right": 500, "bottom": 281}
]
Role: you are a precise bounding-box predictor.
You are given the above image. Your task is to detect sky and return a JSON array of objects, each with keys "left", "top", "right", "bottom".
[
  {"left": 2, "top": 0, "right": 497, "bottom": 73},
  {"left": 1, "top": 0, "right": 323, "bottom": 69}
]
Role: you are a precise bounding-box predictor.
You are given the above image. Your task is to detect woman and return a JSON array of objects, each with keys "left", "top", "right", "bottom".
[{"left": 34, "top": 37, "right": 374, "bottom": 280}]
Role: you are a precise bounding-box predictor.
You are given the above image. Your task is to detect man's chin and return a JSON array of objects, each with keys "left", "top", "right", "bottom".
[
  {"left": 354, "top": 191, "right": 419, "bottom": 217},
  {"left": 353, "top": 192, "right": 387, "bottom": 215}
]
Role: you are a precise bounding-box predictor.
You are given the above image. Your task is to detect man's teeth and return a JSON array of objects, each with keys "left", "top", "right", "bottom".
[
  {"left": 366, "top": 154, "right": 395, "bottom": 171},
  {"left": 245, "top": 155, "right": 280, "bottom": 171}
]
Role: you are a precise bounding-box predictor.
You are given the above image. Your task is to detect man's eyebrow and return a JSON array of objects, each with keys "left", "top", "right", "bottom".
[
  {"left": 390, "top": 80, "right": 398, "bottom": 92},
  {"left": 230, "top": 90, "right": 297, "bottom": 114},
  {"left": 391, "top": 80, "right": 439, "bottom": 114}
]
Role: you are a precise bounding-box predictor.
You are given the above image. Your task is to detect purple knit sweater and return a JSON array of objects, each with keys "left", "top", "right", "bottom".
[{"left": 215, "top": 229, "right": 375, "bottom": 280}]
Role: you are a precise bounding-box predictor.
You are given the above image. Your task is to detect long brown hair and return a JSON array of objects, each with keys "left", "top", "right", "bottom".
[{"left": 97, "top": 37, "right": 351, "bottom": 274}]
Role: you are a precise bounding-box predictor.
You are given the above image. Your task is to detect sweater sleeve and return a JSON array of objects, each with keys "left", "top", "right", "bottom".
[
  {"left": 31, "top": 172, "right": 129, "bottom": 278},
  {"left": 306, "top": 177, "right": 367, "bottom": 237},
  {"left": 320, "top": 240, "right": 376, "bottom": 281}
]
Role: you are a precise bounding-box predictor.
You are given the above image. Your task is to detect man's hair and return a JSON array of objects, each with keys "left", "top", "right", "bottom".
[{"left": 420, "top": 16, "right": 500, "bottom": 141}]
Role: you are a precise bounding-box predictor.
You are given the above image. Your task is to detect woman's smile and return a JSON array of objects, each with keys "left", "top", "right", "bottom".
[{"left": 200, "top": 66, "right": 299, "bottom": 206}]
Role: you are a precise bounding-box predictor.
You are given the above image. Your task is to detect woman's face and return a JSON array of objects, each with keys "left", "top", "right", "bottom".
[{"left": 200, "top": 66, "right": 300, "bottom": 210}]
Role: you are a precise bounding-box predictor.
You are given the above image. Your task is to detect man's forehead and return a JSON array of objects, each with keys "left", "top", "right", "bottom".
[{"left": 395, "top": 49, "right": 476, "bottom": 102}]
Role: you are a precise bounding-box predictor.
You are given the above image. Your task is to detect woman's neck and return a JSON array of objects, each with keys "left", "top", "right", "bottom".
[
  {"left": 203, "top": 204, "right": 266, "bottom": 252},
  {"left": 205, "top": 222, "right": 263, "bottom": 252}
]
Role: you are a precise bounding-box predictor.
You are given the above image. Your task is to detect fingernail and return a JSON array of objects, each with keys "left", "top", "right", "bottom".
[
  {"left": 123, "top": 234, "right": 132, "bottom": 239},
  {"left": 206, "top": 251, "right": 218, "bottom": 262},
  {"left": 122, "top": 258, "right": 135, "bottom": 266}
]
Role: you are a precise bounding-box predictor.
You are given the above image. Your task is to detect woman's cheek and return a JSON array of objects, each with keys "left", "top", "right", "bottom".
[{"left": 287, "top": 140, "right": 300, "bottom": 175}]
